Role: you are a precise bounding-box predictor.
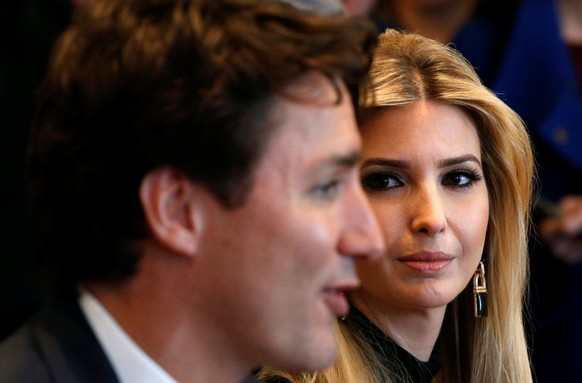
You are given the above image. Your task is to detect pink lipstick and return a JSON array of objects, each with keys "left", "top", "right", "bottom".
[{"left": 397, "top": 252, "right": 453, "bottom": 273}]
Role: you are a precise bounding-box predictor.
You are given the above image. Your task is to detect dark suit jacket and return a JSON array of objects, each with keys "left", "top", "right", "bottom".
[
  {"left": 0, "top": 295, "right": 120, "bottom": 382},
  {"left": 0, "top": 294, "right": 264, "bottom": 383}
]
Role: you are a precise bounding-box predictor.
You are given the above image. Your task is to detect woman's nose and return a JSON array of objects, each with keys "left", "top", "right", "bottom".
[{"left": 410, "top": 186, "right": 447, "bottom": 236}]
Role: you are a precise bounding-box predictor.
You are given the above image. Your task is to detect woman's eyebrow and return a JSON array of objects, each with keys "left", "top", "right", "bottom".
[
  {"left": 439, "top": 155, "right": 482, "bottom": 169},
  {"left": 361, "top": 155, "right": 482, "bottom": 169}
]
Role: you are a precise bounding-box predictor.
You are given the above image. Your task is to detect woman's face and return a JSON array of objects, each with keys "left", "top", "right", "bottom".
[{"left": 353, "top": 100, "right": 489, "bottom": 315}]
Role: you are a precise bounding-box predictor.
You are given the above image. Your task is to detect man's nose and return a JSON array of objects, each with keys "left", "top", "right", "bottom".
[{"left": 337, "top": 183, "right": 385, "bottom": 261}]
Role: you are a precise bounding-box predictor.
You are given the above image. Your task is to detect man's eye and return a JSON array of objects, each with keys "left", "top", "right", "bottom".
[
  {"left": 361, "top": 172, "right": 401, "bottom": 191},
  {"left": 314, "top": 180, "right": 341, "bottom": 198}
]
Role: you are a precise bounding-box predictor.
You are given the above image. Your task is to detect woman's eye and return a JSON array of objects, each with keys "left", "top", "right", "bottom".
[
  {"left": 443, "top": 170, "right": 482, "bottom": 188},
  {"left": 361, "top": 172, "right": 401, "bottom": 191}
]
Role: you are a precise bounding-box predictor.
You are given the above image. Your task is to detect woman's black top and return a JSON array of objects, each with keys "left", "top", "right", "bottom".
[
  {"left": 348, "top": 306, "right": 441, "bottom": 383},
  {"left": 260, "top": 306, "right": 440, "bottom": 383}
]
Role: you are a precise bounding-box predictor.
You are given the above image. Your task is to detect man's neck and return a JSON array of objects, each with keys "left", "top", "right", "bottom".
[{"left": 82, "top": 258, "right": 254, "bottom": 383}]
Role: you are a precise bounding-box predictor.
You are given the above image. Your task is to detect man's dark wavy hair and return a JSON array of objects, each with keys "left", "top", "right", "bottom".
[{"left": 29, "top": 0, "right": 377, "bottom": 287}]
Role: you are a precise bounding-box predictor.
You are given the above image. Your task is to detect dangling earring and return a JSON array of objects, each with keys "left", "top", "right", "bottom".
[{"left": 473, "top": 261, "right": 488, "bottom": 318}]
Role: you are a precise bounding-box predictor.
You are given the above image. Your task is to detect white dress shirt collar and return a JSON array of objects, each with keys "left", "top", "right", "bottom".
[{"left": 79, "top": 289, "right": 178, "bottom": 383}]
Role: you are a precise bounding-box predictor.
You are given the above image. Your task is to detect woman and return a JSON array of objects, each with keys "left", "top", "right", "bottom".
[
  {"left": 260, "top": 29, "right": 533, "bottom": 382},
  {"left": 374, "top": 1, "right": 582, "bottom": 380}
]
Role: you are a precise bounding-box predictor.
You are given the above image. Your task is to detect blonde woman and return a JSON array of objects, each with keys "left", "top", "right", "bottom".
[{"left": 260, "top": 29, "right": 533, "bottom": 383}]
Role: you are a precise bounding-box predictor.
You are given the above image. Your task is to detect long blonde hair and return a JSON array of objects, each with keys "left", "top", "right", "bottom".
[{"left": 260, "top": 29, "right": 534, "bottom": 383}]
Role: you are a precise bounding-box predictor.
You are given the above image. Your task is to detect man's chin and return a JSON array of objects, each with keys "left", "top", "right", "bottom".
[{"left": 291, "top": 338, "right": 337, "bottom": 372}]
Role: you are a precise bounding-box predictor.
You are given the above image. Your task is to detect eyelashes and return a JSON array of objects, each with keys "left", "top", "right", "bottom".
[
  {"left": 361, "top": 170, "right": 401, "bottom": 191},
  {"left": 442, "top": 168, "right": 483, "bottom": 189},
  {"left": 361, "top": 167, "right": 484, "bottom": 192}
]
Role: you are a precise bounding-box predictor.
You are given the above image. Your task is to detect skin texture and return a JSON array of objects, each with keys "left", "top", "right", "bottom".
[
  {"left": 191, "top": 75, "right": 385, "bottom": 372},
  {"left": 351, "top": 100, "right": 489, "bottom": 361},
  {"left": 90, "top": 74, "right": 384, "bottom": 382}
]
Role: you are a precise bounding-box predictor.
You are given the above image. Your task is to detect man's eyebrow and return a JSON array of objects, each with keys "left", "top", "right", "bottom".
[
  {"left": 313, "top": 150, "right": 362, "bottom": 174},
  {"left": 333, "top": 151, "right": 362, "bottom": 167}
]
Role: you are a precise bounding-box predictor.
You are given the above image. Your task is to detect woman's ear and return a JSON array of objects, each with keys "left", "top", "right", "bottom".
[{"left": 139, "top": 167, "right": 200, "bottom": 257}]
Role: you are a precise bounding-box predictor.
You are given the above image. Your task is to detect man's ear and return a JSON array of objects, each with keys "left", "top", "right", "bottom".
[{"left": 139, "top": 167, "right": 201, "bottom": 257}]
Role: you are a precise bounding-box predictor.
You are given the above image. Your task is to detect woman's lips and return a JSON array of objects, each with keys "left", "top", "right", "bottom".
[{"left": 397, "top": 252, "right": 453, "bottom": 273}]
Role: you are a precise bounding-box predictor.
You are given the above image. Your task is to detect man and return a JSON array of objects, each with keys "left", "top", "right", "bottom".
[{"left": 0, "top": 0, "right": 384, "bottom": 382}]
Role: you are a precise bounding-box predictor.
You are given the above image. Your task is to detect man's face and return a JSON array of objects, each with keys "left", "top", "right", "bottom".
[{"left": 195, "top": 74, "right": 383, "bottom": 372}]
